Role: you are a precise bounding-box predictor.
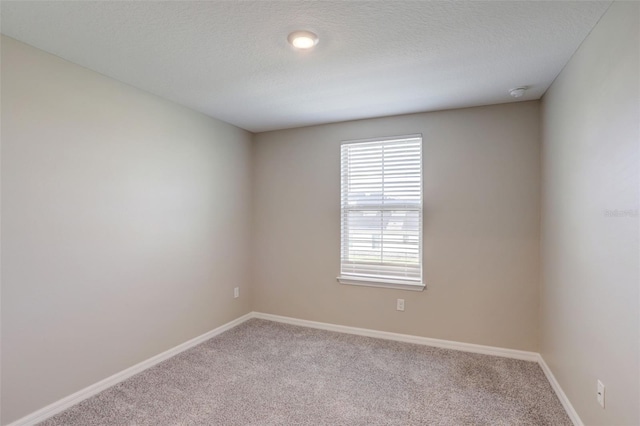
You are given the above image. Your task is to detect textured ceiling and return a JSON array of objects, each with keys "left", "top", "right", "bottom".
[{"left": 1, "top": 1, "right": 611, "bottom": 132}]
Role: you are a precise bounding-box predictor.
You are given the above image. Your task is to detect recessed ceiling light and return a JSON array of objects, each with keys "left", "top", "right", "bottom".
[
  {"left": 509, "top": 87, "right": 527, "bottom": 98},
  {"left": 288, "top": 31, "right": 319, "bottom": 50}
]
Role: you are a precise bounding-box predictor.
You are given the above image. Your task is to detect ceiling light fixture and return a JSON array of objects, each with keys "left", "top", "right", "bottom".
[
  {"left": 287, "top": 31, "right": 319, "bottom": 49},
  {"left": 509, "top": 87, "right": 527, "bottom": 98}
]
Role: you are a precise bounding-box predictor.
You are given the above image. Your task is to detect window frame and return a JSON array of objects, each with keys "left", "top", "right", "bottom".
[{"left": 337, "top": 134, "right": 425, "bottom": 292}]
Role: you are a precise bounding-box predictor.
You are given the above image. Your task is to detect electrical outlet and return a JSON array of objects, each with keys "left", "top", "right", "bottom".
[
  {"left": 396, "top": 299, "right": 405, "bottom": 311},
  {"left": 234, "top": 287, "right": 239, "bottom": 298},
  {"left": 597, "top": 380, "right": 605, "bottom": 408}
]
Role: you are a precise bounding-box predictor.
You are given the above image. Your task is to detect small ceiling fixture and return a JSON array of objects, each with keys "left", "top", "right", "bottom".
[
  {"left": 509, "top": 87, "right": 527, "bottom": 98},
  {"left": 287, "top": 30, "right": 319, "bottom": 49}
]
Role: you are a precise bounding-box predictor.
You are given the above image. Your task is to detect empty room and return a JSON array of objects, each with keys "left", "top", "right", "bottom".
[{"left": 1, "top": 1, "right": 638, "bottom": 425}]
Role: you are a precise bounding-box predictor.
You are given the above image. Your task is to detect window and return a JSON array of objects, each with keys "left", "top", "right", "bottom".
[{"left": 338, "top": 135, "right": 424, "bottom": 291}]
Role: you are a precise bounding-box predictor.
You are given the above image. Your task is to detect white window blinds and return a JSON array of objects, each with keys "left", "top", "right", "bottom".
[{"left": 340, "top": 135, "right": 423, "bottom": 287}]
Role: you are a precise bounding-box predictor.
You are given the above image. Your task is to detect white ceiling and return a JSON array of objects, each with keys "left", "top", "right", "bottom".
[{"left": 1, "top": 1, "right": 611, "bottom": 133}]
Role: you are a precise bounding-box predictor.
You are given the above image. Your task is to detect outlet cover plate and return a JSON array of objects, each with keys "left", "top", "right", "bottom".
[{"left": 597, "top": 380, "right": 605, "bottom": 408}]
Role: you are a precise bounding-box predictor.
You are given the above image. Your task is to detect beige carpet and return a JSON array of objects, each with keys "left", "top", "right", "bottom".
[{"left": 41, "top": 319, "right": 571, "bottom": 425}]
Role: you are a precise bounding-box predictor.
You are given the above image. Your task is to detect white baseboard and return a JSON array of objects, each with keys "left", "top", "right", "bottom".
[
  {"left": 537, "top": 355, "right": 584, "bottom": 426},
  {"left": 252, "top": 312, "right": 540, "bottom": 362},
  {"left": 6, "top": 312, "right": 254, "bottom": 426}
]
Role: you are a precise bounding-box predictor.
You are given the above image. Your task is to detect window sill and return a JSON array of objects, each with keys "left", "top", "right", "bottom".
[{"left": 337, "top": 276, "right": 425, "bottom": 292}]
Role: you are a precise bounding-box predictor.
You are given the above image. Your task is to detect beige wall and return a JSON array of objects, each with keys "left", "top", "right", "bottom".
[
  {"left": 1, "top": 36, "right": 253, "bottom": 424},
  {"left": 252, "top": 102, "right": 541, "bottom": 352},
  {"left": 540, "top": 2, "right": 640, "bottom": 425}
]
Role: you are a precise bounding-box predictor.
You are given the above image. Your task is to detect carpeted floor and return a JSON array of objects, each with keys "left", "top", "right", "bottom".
[{"left": 40, "top": 319, "right": 571, "bottom": 425}]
